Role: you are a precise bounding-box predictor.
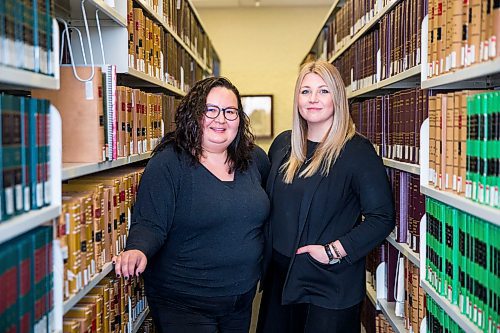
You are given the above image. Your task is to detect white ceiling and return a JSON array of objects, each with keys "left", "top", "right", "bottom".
[{"left": 191, "top": 0, "right": 334, "bottom": 8}]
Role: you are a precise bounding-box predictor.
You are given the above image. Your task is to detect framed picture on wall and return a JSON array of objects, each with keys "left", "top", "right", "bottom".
[{"left": 241, "top": 95, "right": 274, "bottom": 139}]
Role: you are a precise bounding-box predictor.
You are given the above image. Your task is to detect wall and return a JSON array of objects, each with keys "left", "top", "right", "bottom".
[{"left": 196, "top": 6, "right": 329, "bottom": 151}]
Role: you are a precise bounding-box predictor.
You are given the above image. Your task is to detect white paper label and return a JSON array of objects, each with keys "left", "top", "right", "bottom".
[{"left": 85, "top": 81, "right": 94, "bottom": 100}]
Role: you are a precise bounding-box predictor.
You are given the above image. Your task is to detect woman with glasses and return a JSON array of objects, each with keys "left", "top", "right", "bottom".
[
  {"left": 257, "top": 60, "right": 394, "bottom": 333},
  {"left": 113, "top": 77, "right": 270, "bottom": 333}
]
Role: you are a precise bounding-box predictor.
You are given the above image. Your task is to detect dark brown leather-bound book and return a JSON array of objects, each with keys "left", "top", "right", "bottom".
[{"left": 386, "top": 241, "right": 399, "bottom": 302}]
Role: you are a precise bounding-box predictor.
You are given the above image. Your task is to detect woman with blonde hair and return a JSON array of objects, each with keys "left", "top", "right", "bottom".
[{"left": 257, "top": 60, "right": 394, "bottom": 332}]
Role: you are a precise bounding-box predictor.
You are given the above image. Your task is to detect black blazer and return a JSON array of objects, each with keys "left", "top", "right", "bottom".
[{"left": 262, "top": 131, "right": 395, "bottom": 309}]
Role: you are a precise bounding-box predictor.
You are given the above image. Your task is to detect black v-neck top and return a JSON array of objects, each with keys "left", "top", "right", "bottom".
[
  {"left": 271, "top": 140, "right": 320, "bottom": 257},
  {"left": 125, "top": 144, "right": 270, "bottom": 297}
]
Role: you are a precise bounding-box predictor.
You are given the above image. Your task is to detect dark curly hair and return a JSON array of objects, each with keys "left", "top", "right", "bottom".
[{"left": 153, "top": 77, "right": 255, "bottom": 173}]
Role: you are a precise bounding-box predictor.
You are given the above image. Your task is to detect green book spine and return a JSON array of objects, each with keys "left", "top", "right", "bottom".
[
  {"left": 27, "top": 98, "right": 38, "bottom": 210},
  {"left": 466, "top": 94, "right": 473, "bottom": 199},
  {"left": 444, "top": 205, "right": 453, "bottom": 302},
  {"left": 459, "top": 210, "right": 467, "bottom": 314},
  {"left": 479, "top": 93, "right": 489, "bottom": 204},
  {"left": 439, "top": 201, "right": 446, "bottom": 296},
  {"left": 17, "top": 234, "right": 34, "bottom": 332},
  {"left": 486, "top": 92, "right": 495, "bottom": 206},
  {"left": 452, "top": 208, "right": 460, "bottom": 305},
  {"left": 495, "top": 91, "right": 500, "bottom": 208}
]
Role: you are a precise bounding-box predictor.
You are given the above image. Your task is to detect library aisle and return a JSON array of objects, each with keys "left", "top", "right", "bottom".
[{"left": 0, "top": 0, "right": 499, "bottom": 332}]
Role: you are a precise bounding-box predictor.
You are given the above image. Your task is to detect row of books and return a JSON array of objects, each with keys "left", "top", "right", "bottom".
[
  {"left": 127, "top": 2, "right": 205, "bottom": 92},
  {"left": 361, "top": 293, "right": 379, "bottom": 333},
  {"left": 0, "top": 225, "right": 53, "bottom": 333},
  {"left": 136, "top": 0, "right": 216, "bottom": 68},
  {"left": 426, "top": 296, "right": 465, "bottom": 333},
  {"left": 403, "top": 258, "right": 425, "bottom": 333},
  {"left": 32, "top": 66, "right": 179, "bottom": 163},
  {"left": 427, "top": 0, "right": 499, "bottom": 78},
  {"left": 387, "top": 170, "right": 424, "bottom": 252},
  {"left": 426, "top": 198, "right": 499, "bottom": 332},
  {"left": 350, "top": 88, "right": 428, "bottom": 165},
  {"left": 0, "top": 94, "right": 51, "bottom": 222},
  {"left": 58, "top": 168, "right": 143, "bottom": 300},
  {"left": 365, "top": 243, "right": 426, "bottom": 332},
  {"left": 136, "top": 317, "right": 156, "bottom": 333},
  {"left": 329, "top": 0, "right": 423, "bottom": 89},
  {"left": 375, "top": 313, "right": 395, "bottom": 333},
  {"left": 0, "top": 0, "right": 55, "bottom": 76},
  {"left": 428, "top": 89, "right": 499, "bottom": 208},
  {"left": 64, "top": 275, "right": 147, "bottom": 333}
]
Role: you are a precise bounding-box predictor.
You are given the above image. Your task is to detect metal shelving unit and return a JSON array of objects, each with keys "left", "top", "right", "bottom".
[
  {"left": 421, "top": 280, "right": 482, "bottom": 333},
  {"left": 134, "top": 0, "right": 212, "bottom": 73},
  {"left": 0, "top": 205, "right": 61, "bottom": 245},
  {"left": 328, "top": 0, "right": 400, "bottom": 63},
  {"left": 366, "top": 282, "right": 377, "bottom": 307},
  {"left": 386, "top": 236, "right": 420, "bottom": 268},
  {"left": 382, "top": 158, "right": 420, "bottom": 175},
  {"left": 123, "top": 67, "right": 186, "bottom": 96},
  {"left": 63, "top": 262, "right": 114, "bottom": 314},
  {"left": 0, "top": 65, "right": 60, "bottom": 90},
  {"left": 420, "top": 184, "right": 500, "bottom": 226},
  {"left": 132, "top": 307, "right": 150, "bottom": 333},
  {"left": 421, "top": 58, "right": 500, "bottom": 89},
  {"left": 378, "top": 299, "right": 407, "bottom": 333},
  {"left": 62, "top": 152, "right": 152, "bottom": 181},
  {"left": 347, "top": 65, "right": 421, "bottom": 99}
]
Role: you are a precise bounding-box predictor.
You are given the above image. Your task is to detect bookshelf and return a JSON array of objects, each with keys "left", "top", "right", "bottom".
[
  {"left": 70, "top": 0, "right": 128, "bottom": 27},
  {"left": 0, "top": 206, "right": 61, "bottom": 244},
  {"left": 0, "top": 65, "right": 60, "bottom": 90},
  {"left": 132, "top": 307, "right": 150, "bottom": 333},
  {"left": 134, "top": 0, "right": 212, "bottom": 73},
  {"left": 63, "top": 262, "right": 114, "bottom": 314},
  {"left": 366, "top": 282, "right": 377, "bottom": 307},
  {"left": 62, "top": 152, "right": 152, "bottom": 181},
  {"left": 382, "top": 158, "right": 420, "bottom": 176},
  {"left": 421, "top": 58, "right": 500, "bottom": 90},
  {"left": 123, "top": 67, "right": 187, "bottom": 96},
  {"left": 386, "top": 236, "right": 419, "bottom": 268},
  {"left": 328, "top": 0, "right": 401, "bottom": 63},
  {"left": 420, "top": 184, "right": 500, "bottom": 226},
  {"left": 0, "top": 18, "right": 60, "bottom": 90},
  {"left": 347, "top": 65, "right": 421, "bottom": 99},
  {"left": 378, "top": 299, "right": 407, "bottom": 333},
  {"left": 420, "top": 280, "right": 482, "bottom": 333}
]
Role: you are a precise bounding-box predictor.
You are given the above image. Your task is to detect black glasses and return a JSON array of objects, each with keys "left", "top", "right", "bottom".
[{"left": 205, "top": 105, "right": 240, "bottom": 121}]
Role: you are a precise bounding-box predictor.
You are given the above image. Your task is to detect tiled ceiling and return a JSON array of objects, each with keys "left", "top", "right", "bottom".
[{"left": 191, "top": 0, "right": 334, "bottom": 8}]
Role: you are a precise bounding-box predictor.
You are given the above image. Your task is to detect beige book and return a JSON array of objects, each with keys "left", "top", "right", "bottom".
[
  {"left": 436, "top": 94, "right": 442, "bottom": 189},
  {"left": 446, "top": 93, "right": 454, "bottom": 190},
  {"left": 32, "top": 66, "right": 105, "bottom": 163},
  {"left": 450, "top": 0, "right": 464, "bottom": 70},
  {"left": 64, "top": 182, "right": 105, "bottom": 270},
  {"left": 494, "top": 2, "right": 500, "bottom": 57},
  {"left": 436, "top": 0, "right": 444, "bottom": 75},
  {"left": 429, "top": 96, "right": 437, "bottom": 186},
  {"left": 453, "top": 93, "right": 461, "bottom": 192},
  {"left": 65, "top": 305, "right": 93, "bottom": 333},
  {"left": 468, "top": 0, "right": 482, "bottom": 65},
  {"left": 63, "top": 320, "right": 81, "bottom": 333}
]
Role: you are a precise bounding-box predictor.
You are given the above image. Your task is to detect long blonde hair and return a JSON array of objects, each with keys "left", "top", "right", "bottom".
[{"left": 281, "top": 60, "right": 355, "bottom": 184}]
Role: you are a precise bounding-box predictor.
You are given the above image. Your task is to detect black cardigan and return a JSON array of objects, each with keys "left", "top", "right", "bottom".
[{"left": 263, "top": 131, "right": 395, "bottom": 309}]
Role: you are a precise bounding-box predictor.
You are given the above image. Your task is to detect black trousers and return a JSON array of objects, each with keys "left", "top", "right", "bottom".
[
  {"left": 257, "top": 250, "right": 361, "bottom": 333},
  {"left": 147, "top": 286, "right": 256, "bottom": 333}
]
